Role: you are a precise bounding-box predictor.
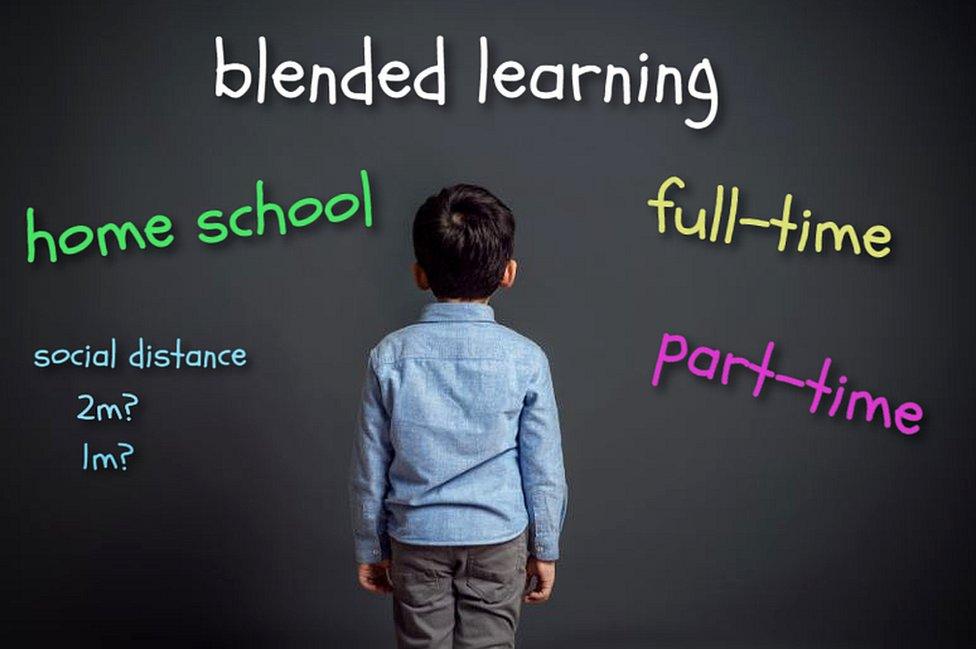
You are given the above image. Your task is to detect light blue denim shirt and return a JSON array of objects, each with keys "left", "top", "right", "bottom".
[{"left": 350, "top": 302, "right": 567, "bottom": 563}]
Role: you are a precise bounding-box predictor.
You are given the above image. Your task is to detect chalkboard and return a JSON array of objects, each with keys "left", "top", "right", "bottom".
[{"left": 3, "top": 1, "right": 975, "bottom": 646}]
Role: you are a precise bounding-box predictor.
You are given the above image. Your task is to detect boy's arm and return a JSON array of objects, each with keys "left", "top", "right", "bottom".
[
  {"left": 518, "top": 350, "right": 568, "bottom": 562},
  {"left": 349, "top": 351, "right": 394, "bottom": 566}
]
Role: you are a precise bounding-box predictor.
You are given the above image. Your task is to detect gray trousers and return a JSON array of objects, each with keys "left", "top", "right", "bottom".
[{"left": 390, "top": 531, "right": 528, "bottom": 649}]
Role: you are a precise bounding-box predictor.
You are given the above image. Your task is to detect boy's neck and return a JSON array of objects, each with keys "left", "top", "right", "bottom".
[{"left": 437, "top": 297, "right": 490, "bottom": 304}]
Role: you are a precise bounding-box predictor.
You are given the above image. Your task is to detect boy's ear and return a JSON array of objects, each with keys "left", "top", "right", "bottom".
[
  {"left": 499, "top": 260, "right": 518, "bottom": 289},
  {"left": 413, "top": 263, "right": 430, "bottom": 291}
]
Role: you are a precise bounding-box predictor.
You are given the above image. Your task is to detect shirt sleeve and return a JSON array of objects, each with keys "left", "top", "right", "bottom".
[
  {"left": 348, "top": 350, "right": 394, "bottom": 563},
  {"left": 518, "top": 350, "right": 568, "bottom": 561}
]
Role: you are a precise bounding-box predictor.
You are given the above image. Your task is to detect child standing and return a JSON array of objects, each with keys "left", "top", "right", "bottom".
[{"left": 349, "top": 184, "right": 568, "bottom": 648}]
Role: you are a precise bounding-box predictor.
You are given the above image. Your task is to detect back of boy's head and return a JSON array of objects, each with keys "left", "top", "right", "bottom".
[{"left": 413, "top": 184, "right": 515, "bottom": 300}]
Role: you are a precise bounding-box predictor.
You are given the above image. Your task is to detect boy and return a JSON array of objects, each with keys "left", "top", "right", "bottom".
[{"left": 349, "top": 184, "right": 568, "bottom": 649}]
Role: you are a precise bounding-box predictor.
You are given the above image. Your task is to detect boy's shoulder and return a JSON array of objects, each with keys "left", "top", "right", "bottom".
[{"left": 369, "top": 319, "right": 547, "bottom": 366}]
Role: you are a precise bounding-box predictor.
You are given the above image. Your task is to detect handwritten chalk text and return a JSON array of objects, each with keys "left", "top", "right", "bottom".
[
  {"left": 652, "top": 332, "right": 923, "bottom": 435},
  {"left": 647, "top": 176, "right": 892, "bottom": 259}
]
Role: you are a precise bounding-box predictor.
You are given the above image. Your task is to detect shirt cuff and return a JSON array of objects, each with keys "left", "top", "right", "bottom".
[
  {"left": 354, "top": 535, "right": 391, "bottom": 564},
  {"left": 530, "top": 534, "right": 560, "bottom": 561}
]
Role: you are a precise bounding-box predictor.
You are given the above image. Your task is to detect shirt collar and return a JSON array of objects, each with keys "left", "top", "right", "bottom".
[{"left": 419, "top": 302, "right": 496, "bottom": 323}]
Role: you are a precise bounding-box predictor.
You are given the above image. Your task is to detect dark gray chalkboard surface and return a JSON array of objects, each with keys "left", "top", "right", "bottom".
[{"left": 2, "top": 1, "right": 974, "bottom": 646}]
